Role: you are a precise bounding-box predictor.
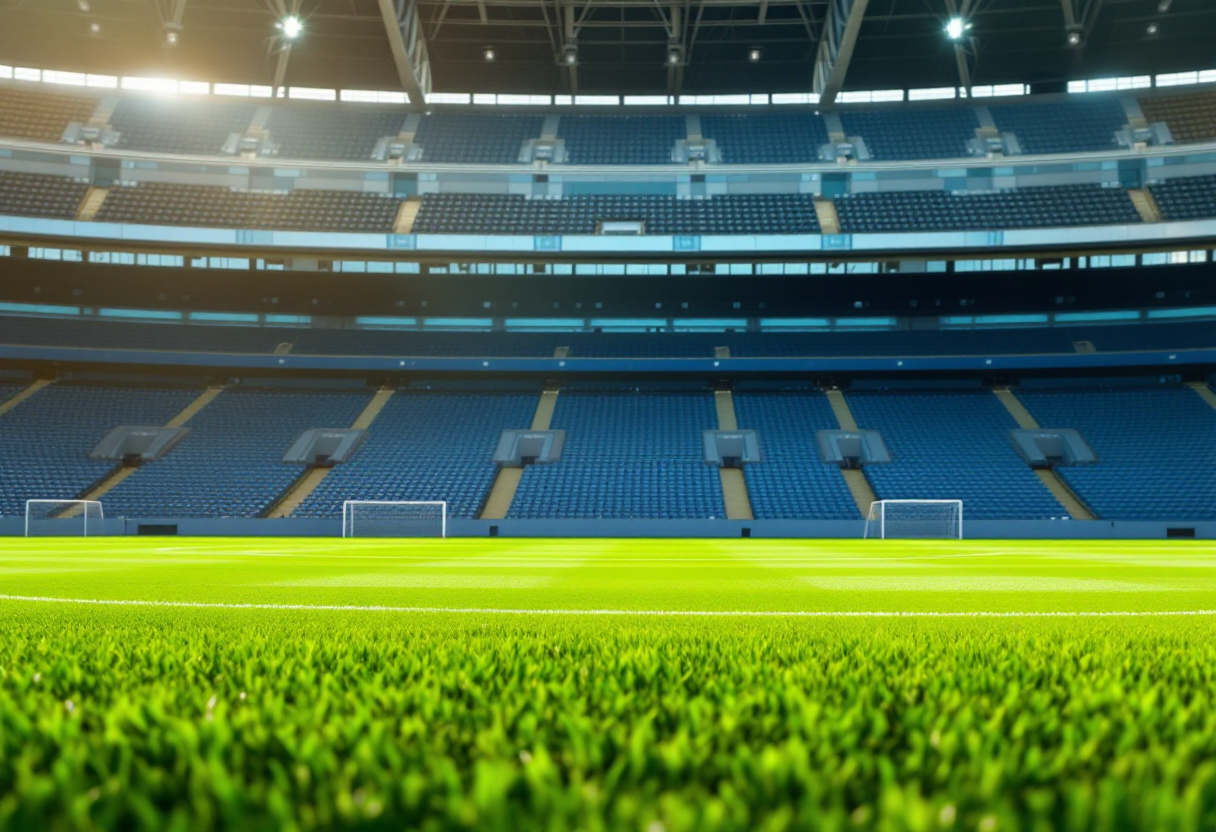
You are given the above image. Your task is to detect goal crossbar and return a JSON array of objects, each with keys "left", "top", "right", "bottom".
[{"left": 341, "top": 500, "right": 447, "bottom": 538}]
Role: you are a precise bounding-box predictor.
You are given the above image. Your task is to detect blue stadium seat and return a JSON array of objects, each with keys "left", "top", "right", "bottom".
[
  {"left": 700, "top": 113, "right": 829, "bottom": 164},
  {"left": 110, "top": 97, "right": 256, "bottom": 156},
  {"left": 839, "top": 107, "right": 979, "bottom": 160},
  {"left": 1018, "top": 385, "right": 1216, "bottom": 520},
  {"left": 557, "top": 115, "right": 685, "bottom": 165},
  {"left": 267, "top": 106, "right": 406, "bottom": 161},
  {"left": 413, "top": 113, "right": 544, "bottom": 163},
  {"left": 988, "top": 97, "right": 1126, "bottom": 155}
]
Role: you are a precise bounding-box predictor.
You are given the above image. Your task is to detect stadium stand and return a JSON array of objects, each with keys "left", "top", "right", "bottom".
[
  {"left": 1149, "top": 174, "right": 1216, "bottom": 223},
  {"left": 845, "top": 390, "right": 1068, "bottom": 519},
  {"left": 0, "top": 316, "right": 1211, "bottom": 359},
  {"left": 267, "top": 106, "right": 406, "bottom": 161},
  {"left": 295, "top": 390, "right": 539, "bottom": 520},
  {"left": 0, "top": 170, "right": 88, "bottom": 219},
  {"left": 0, "top": 87, "right": 97, "bottom": 142},
  {"left": 733, "top": 390, "right": 861, "bottom": 519},
  {"left": 102, "top": 388, "right": 371, "bottom": 518},
  {"left": 988, "top": 97, "right": 1127, "bottom": 155},
  {"left": 0, "top": 383, "right": 25, "bottom": 406},
  {"left": 109, "top": 97, "right": 257, "bottom": 156},
  {"left": 0, "top": 383, "right": 200, "bottom": 518},
  {"left": 1139, "top": 90, "right": 1216, "bottom": 144},
  {"left": 557, "top": 115, "right": 685, "bottom": 165},
  {"left": 838, "top": 107, "right": 980, "bottom": 160},
  {"left": 699, "top": 112, "right": 830, "bottom": 164},
  {"left": 412, "top": 113, "right": 544, "bottom": 163},
  {"left": 1018, "top": 384, "right": 1216, "bottom": 520},
  {"left": 508, "top": 389, "right": 725, "bottom": 519},
  {"left": 833, "top": 183, "right": 1142, "bottom": 233},
  {"left": 95, "top": 182, "right": 402, "bottom": 232},
  {"left": 412, "top": 193, "right": 821, "bottom": 235}
]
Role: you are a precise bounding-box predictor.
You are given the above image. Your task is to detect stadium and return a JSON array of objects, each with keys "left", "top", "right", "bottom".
[{"left": 1, "top": 0, "right": 1215, "bottom": 827}]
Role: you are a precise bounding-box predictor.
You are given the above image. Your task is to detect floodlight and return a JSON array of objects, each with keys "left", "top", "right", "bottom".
[
  {"left": 748, "top": 47, "right": 762, "bottom": 63},
  {"left": 1066, "top": 28, "right": 1082, "bottom": 47},
  {"left": 666, "top": 46, "right": 682, "bottom": 66},
  {"left": 1146, "top": 22, "right": 1159, "bottom": 35},
  {"left": 279, "top": 16, "right": 303, "bottom": 39},
  {"left": 89, "top": 22, "right": 101, "bottom": 34},
  {"left": 165, "top": 29, "right": 180, "bottom": 46},
  {"left": 562, "top": 45, "right": 578, "bottom": 66},
  {"left": 78, "top": 0, "right": 90, "bottom": 11},
  {"left": 483, "top": 47, "right": 496, "bottom": 62},
  {"left": 945, "top": 17, "right": 970, "bottom": 41},
  {"left": 1157, "top": 0, "right": 1172, "bottom": 11}
]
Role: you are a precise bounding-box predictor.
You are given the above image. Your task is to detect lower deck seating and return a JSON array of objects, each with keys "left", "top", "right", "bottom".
[
  {"left": 1149, "top": 175, "right": 1216, "bottom": 222},
  {"left": 96, "top": 183, "right": 403, "bottom": 232},
  {"left": 413, "top": 193, "right": 821, "bottom": 235},
  {"left": 845, "top": 390, "right": 1067, "bottom": 519},
  {"left": 834, "top": 184, "right": 1142, "bottom": 233},
  {"left": 734, "top": 392, "right": 860, "bottom": 519},
  {"left": 1017, "top": 385, "right": 1216, "bottom": 520},
  {"left": 0, "top": 383, "right": 200, "bottom": 518},
  {"left": 102, "top": 388, "right": 372, "bottom": 518},
  {"left": 0, "top": 170, "right": 89, "bottom": 219},
  {"left": 509, "top": 391, "right": 724, "bottom": 519},
  {"left": 0, "top": 88, "right": 98, "bottom": 142},
  {"left": 295, "top": 391, "right": 539, "bottom": 520}
]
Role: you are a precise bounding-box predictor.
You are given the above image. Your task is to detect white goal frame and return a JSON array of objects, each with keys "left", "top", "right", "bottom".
[
  {"left": 25, "top": 499, "right": 105, "bottom": 537},
  {"left": 341, "top": 500, "right": 447, "bottom": 538},
  {"left": 864, "top": 499, "right": 963, "bottom": 540}
]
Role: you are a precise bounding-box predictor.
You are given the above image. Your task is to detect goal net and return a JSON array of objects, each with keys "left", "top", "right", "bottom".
[
  {"left": 342, "top": 501, "right": 447, "bottom": 538},
  {"left": 25, "top": 500, "right": 105, "bottom": 537},
  {"left": 864, "top": 500, "right": 963, "bottom": 539}
]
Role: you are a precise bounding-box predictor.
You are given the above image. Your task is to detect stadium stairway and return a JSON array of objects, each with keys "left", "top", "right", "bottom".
[
  {"left": 1127, "top": 189, "right": 1163, "bottom": 224},
  {"left": 992, "top": 387, "right": 1095, "bottom": 520},
  {"left": 480, "top": 384, "right": 561, "bottom": 520},
  {"left": 265, "top": 386, "right": 396, "bottom": 519},
  {"left": 825, "top": 390, "right": 879, "bottom": 518},
  {"left": 72, "top": 385, "right": 228, "bottom": 507},
  {"left": 1190, "top": 381, "right": 1216, "bottom": 410},
  {"left": 75, "top": 187, "right": 109, "bottom": 222},
  {"left": 0, "top": 378, "right": 55, "bottom": 418},
  {"left": 393, "top": 198, "right": 422, "bottom": 234},
  {"left": 714, "top": 389, "right": 754, "bottom": 521},
  {"left": 814, "top": 199, "right": 841, "bottom": 235}
]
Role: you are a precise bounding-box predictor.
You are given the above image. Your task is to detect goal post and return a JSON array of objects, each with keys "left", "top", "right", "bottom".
[
  {"left": 342, "top": 501, "right": 447, "bottom": 538},
  {"left": 25, "top": 500, "right": 105, "bottom": 537},
  {"left": 864, "top": 500, "right": 963, "bottom": 540}
]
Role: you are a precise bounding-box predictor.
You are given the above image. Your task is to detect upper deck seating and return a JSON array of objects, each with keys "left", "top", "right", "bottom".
[
  {"left": 1139, "top": 90, "right": 1216, "bottom": 144},
  {"left": 0, "top": 87, "right": 97, "bottom": 141},
  {"left": 988, "top": 97, "right": 1127, "bottom": 155},
  {"left": 267, "top": 106, "right": 406, "bottom": 161},
  {"left": 838, "top": 107, "right": 979, "bottom": 160},
  {"left": 412, "top": 113, "right": 544, "bottom": 163},
  {"left": 557, "top": 115, "right": 685, "bottom": 165},
  {"left": 109, "top": 97, "right": 256, "bottom": 156},
  {"left": 700, "top": 112, "right": 830, "bottom": 163}
]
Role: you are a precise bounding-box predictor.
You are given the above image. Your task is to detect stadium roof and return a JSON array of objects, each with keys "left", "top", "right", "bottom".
[{"left": 1, "top": 0, "right": 1214, "bottom": 99}]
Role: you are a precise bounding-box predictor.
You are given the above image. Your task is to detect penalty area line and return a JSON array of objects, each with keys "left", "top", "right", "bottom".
[{"left": 1, "top": 594, "right": 1215, "bottom": 618}]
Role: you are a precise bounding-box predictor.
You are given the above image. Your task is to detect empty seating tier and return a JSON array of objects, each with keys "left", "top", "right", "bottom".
[
  {"left": 267, "top": 107, "right": 406, "bottom": 161},
  {"left": 95, "top": 182, "right": 403, "bottom": 232},
  {"left": 734, "top": 391, "right": 860, "bottom": 519},
  {"left": 413, "top": 193, "right": 821, "bottom": 235},
  {"left": 839, "top": 107, "right": 980, "bottom": 161},
  {"left": 0, "top": 88, "right": 97, "bottom": 141},
  {"left": 1017, "top": 385, "right": 1216, "bottom": 521},
  {"left": 413, "top": 113, "right": 544, "bottom": 163},
  {"left": 988, "top": 97, "right": 1127, "bottom": 155},
  {"left": 509, "top": 390, "right": 725, "bottom": 519},
  {"left": 102, "top": 388, "right": 372, "bottom": 518},
  {"left": 845, "top": 390, "right": 1067, "bottom": 520},
  {"left": 1, "top": 317, "right": 1211, "bottom": 359},
  {"left": 700, "top": 113, "right": 830, "bottom": 164},
  {"left": 0, "top": 170, "right": 89, "bottom": 219},
  {"left": 558, "top": 115, "right": 685, "bottom": 165},
  {"left": 0, "top": 383, "right": 201, "bottom": 518},
  {"left": 1139, "top": 91, "right": 1216, "bottom": 145},
  {"left": 833, "top": 183, "right": 1142, "bottom": 233},
  {"left": 1149, "top": 174, "right": 1216, "bottom": 222},
  {"left": 295, "top": 391, "right": 538, "bottom": 520},
  {"left": 109, "top": 98, "right": 257, "bottom": 156}
]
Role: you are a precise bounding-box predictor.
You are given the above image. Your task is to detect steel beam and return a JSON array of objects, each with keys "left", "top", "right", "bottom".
[
  {"left": 378, "top": 0, "right": 432, "bottom": 106},
  {"left": 812, "top": 0, "right": 870, "bottom": 106}
]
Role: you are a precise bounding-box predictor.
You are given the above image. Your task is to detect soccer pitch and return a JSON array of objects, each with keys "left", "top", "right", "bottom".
[{"left": 3, "top": 537, "right": 1216, "bottom": 830}]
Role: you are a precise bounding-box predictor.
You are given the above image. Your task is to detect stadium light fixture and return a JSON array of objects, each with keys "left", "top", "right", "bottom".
[
  {"left": 666, "top": 45, "right": 683, "bottom": 66},
  {"left": 89, "top": 22, "right": 101, "bottom": 35},
  {"left": 483, "top": 47, "right": 496, "bottom": 62},
  {"left": 77, "top": 0, "right": 90, "bottom": 11},
  {"left": 1066, "top": 28, "right": 1083, "bottom": 47},
  {"left": 1146, "top": 22, "right": 1159, "bottom": 35},
  {"left": 945, "top": 17, "right": 971, "bottom": 41},
  {"left": 165, "top": 29, "right": 180, "bottom": 46},
  {"left": 562, "top": 45, "right": 578, "bottom": 66},
  {"left": 748, "top": 47, "right": 762, "bottom": 63},
  {"left": 279, "top": 16, "right": 303, "bottom": 40}
]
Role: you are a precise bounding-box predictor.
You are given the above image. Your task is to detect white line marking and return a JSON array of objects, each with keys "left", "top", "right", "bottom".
[{"left": 1, "top": 594, "right": 1213, "bottom": 618}]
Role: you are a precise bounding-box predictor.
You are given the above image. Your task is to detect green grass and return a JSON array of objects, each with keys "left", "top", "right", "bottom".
[{"left": 2, "top": 538, "right": 1216, "bottom": 830}]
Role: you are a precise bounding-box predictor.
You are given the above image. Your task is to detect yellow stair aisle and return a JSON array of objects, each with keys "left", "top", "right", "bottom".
[
  {"left": 480, "top": 385, "right": 562, "bottom": 520},
  {"left": 825, "top": 389, "right": 880, "bottom": 519},
  {"left": 714, "top": 390, "right": 754, "bottom": 521}
]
